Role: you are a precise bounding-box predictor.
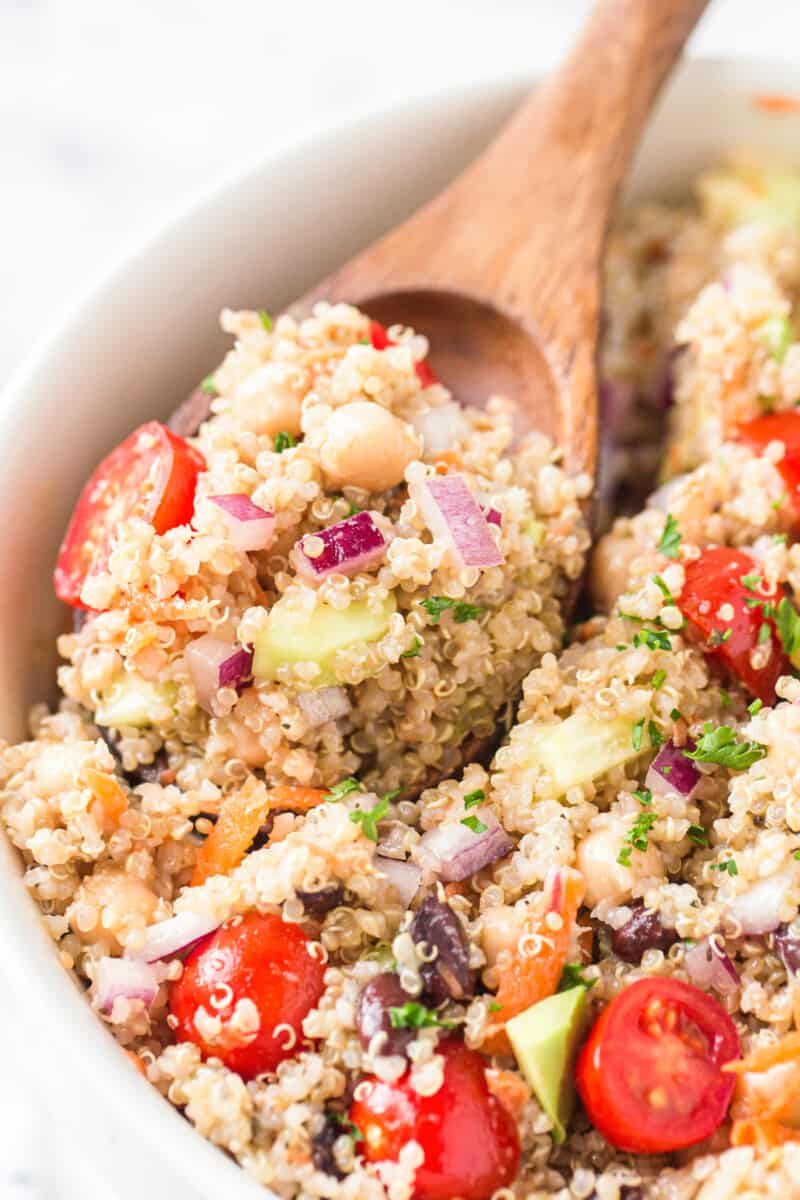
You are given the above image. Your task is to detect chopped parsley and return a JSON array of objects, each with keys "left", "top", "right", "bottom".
[
  {"left": 651, "top": 668, "right": 667, "bottom": 690},
  {"left": 346, "top": 501, "right": 363, "bottom": 517},
  {"left": 463, "top": 789, "right": 485, "bottom": 809},
  {"left": 794, "top": 850, "right": 800, "bottom": 861},
  {"left": 461, "top": 814, "right": 488, "bottom": 834},
  {"left": 748, "top": 698, "right": 764, "bottom": 716},
  {"left": 713, "top": 859, "right": 739, "bottom": 877},
  {"left": 658, "top": 513, "right": 682, "bottom": 559},
  {"left": 688, "top": 824, "right": 708, "bottom": 846},
  {"left": 402, "top": 636, "right": 423, "bottom": 659},
  {"left": 632, "top": 719, "right": 645, "bottom": 752},
  {"left": 773, "top": 491, "right": 788, "bottom": 512},
  {"left": 617, "top": 812, "right": 658, "bottom": 867},
  {"left": 777, "top": 596, "right": 800, "bottom": 656},
  {"left": 670, "top": 707, "right": 683, "bottom": 722},
  {"left": 558, "top": 963, "right": 596, "bottom": 992},
  {"left": 648, "top": 720, "right": 664, "bottom": 749},
  {"left": 759, "top": 313, "right": 793, "bottom": 363},
  {"left": 633, "top": 627, "right": 672, "bottom": 651},
  {"left": 258, "top": 309, "right": 273, "bottom": 331},
  {"left": 685, "top": 723, "right": 767, "bottom": 771},
  {"left": 350, "top": 797, "right": 391, "bottom": 842},
  {"left": 774, "top": 533, "right": 788, "bottom": 544},
  {"left": 740, "top": 573, "right": 763, "bottom": 592},
  {"left": 274, "top": 430, "right": 296, "bottom": 453},
  {"left": 719, "top": 689, "right": 731, "bottom": 708},
  {"left": 758, "top": 621, "right": 772, "bottom": 645},
  {"left": 200, "top": 374, "right": 217, "bottom": 395},
  {"left": 653, "top": 574, "right": 674, "bottom": 603},
  {"left": 332, "top": 1113, "right": 364, "bottom": 1145},
  {"left": 709, "top": 628, "right": 732, "bottom": 647},
  {"left": 324, "top": 777, "right": 361, "bottom": 802},
  {"left": 634, "top": 787, "right": 653, "bottom": 807},
  {"left": 389, "top": 1002, "right": 454, "bottom": 1030},
  {"left": 419, "top": 597, "right": 484, "bottom": 624},
  {"left": 488, "top": 1000, "right": 503, "bottom": 1013}
]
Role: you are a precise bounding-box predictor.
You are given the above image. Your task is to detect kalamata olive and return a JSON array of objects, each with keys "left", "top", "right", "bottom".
[
  {"left": 310, "top": 1111, "right": 346, "bottom": 1179},
  {"left": 611, "top": 902, "right": 677, "bottom": 964},
  {"left": 167, "top": 386, "right": 214, "bottom": 438},
  {"left": 774, "top": 924, "right": 800, "bottom": 974},
  {"left": 411, "top": 894, "right": 476, "bottom": 1004},
  {"left": 297, "top": 884, "right": 345, "bottom": 915},
  {"left": 356, "top": 972, "right": 416, "bottom": 1055},
  {"left": 96, "top": 725, "right": 169, "bottom": 786}
]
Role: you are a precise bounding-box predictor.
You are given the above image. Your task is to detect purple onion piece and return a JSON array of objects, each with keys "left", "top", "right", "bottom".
[
  {"left": 484, "top": 507, "right": 502, "bottom": 528},
  {"left": 294, "top": 511, "right": 388, "bottom": 581},
  {"left": 219, "top": 645, "right": 254, "bottom": 689},
  {"left": 375, "top": 856, "right": 422, "bottom": 907},
  {"left": 411, "top": 474, "right": 504, "bottom": 570},
  {"left": 95, "top": 957, "right": 162, "bottom": 1012},
  {"left": 774, "top": 923, "right": 800, "bottom": 974},
  {"left": 127, "top": 912, "right": 220, "bottom": 963},
  {"left": 684, "top": 934, "right": 740, "bottom": 996},
  {"left": 417, "top": 810, "right": 514, "bottom": 883},
  {"left": 646, "top": 739, "right": 700, "bottom": 799},
  {"left": 411, "top": 895, "right": 476, "bottom": 1004}
]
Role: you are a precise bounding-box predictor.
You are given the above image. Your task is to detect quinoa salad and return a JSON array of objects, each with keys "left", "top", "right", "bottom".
[{"left": 6, "top": 161, "right": 800, "bottom": 1200}]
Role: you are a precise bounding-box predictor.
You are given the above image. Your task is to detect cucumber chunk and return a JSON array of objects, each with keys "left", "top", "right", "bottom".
[
  {"left": 253, "top": 592, "right": 397, "bottom": 687},
  {"left": 520, "top": 711, "right": 646, "bottom": 795},
  {"left": 95, "top": 675, "right": 178, "bottom": 729}
]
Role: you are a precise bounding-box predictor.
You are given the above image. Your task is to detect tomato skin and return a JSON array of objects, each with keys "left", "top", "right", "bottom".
[
  {"left": 350, "top": 1038, "right": 520, "bottom": 1200},
  {"left": 368, "top": 319, "right": 437, "bottom": 387},
  {"left": 676, "top": 546, "right": 790, "bottom": 705},
  {"left": 54, "top": 421, "right": 205, "bottom": 608},
  {"left": 575, "top": 977, "right": 740, "bottom": 1154},
  {"left": 738, "top": 411, "right": 800, "bottom": 518},
  {"left": 169, "top": 912, "right": 325, "bottom": 1081}
]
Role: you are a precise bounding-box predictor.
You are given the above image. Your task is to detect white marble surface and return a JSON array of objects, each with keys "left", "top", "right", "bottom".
[{"left": 0, "top": 1, "right": 798, "bottom": 1196}]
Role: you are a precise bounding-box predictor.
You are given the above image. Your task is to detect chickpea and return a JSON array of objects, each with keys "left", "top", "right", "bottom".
[
  {"left": 69, "top": 868, "right": 159, "bottom": 950},
  {"left": 319, "top": 401, "right": 420, "bottom": 493},
  {"left": 577, "top": 820, "right": 663, "bottom": 909},
  {"left": 232, "top": 362, "right": 305, "bottom": 437},
  {"left": 481, "top": 904, "right": 529, "bottom": 968},
  {"left": 590, "top": 533, "right": 642, "bottom": 613}
]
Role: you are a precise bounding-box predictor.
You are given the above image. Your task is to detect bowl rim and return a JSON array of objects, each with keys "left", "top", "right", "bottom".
[{"left": 1, "top": 52, "right": 798, "bottom": 1199}]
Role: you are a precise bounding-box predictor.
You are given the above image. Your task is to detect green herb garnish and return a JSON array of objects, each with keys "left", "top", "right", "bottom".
[
  {"left": 653, "top": 574, "right": 675, "bottom": 603},
  {"left": 200, "top": 374, "right": 217, "bottom": 395},
  {"left": 389, "top": 1002, "right": 455, "bottom": 1030},
  {"left": 350, "top": 797, "right": 390, "bottom": 842},
  {"left": 258, "top": 310, "right": 273, "bottom": 332},
  {"left": 777, "top": 596, "right": 800, "bottom": 656},
  {"left": 324, "top": 777, "right": 361, "bottom": 802},
  {"left": 617, "top": 812, "right": 658, "bottom": 867},
  {"left": 713, "top": 859, "right": 739, "bottom": 876},
  {"left": 274, "top": 430, "right": 296, "bottom": 453},
  {"left": 748, "top": 699, "right": 763, "bottom": 716},
  {"left": 488, "top": 1000, "right": 503, "bottom": 1013},
  {"left": 709, "top": 628, "right": 733, "bottom": 647},
  {"left": 740, "top": 573, "right": 763, "bottom": 592},
  {"left": 633, "top": 627, "right": 672, "bottom": 651},
  {"left": 685, "top": 723, "right": 767, "bottom": 771},
  {"left": 759, "top": 314, "right": 793, "bottom": 363},
  {"left": 648, "top": 720, "right": 664, "bottom": 749},
  {"left": 687, "top": 824, "right": 708, "bottom": 847},
  {"left": 632, "top": 719, "right": 645, "bottom": 752},
  {"left": 461, "top": 815, "right": 488, "bottom": 834},
  {"left": 402, "top": 636, "right": 423, "bottom": 658},
  {"left": 558, "top": 963, "right": 596, "bottom": 992},
  {"left": 419, "top": 597, "right": 484, "bottom": 624},
  {"left": 634, "top": 787, "right": 653, "bottom": 807},
  {"left": 463, "top": 789, "right": 485, "bottom": 809},
  {"left": 651, "top": 668, "right": 667, "bottom": 690},
  {"left": 658, "top": 514, "right": 682, "bottom": 559}
]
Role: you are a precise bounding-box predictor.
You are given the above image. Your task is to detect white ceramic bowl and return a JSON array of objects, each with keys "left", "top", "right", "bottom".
[{"left": 2, "top": 56, "right": 799, "bottom": 1200}]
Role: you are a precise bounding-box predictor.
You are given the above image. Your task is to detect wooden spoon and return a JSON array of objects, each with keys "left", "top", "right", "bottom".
[{"left": 295, "top": 0, "right": 709, "bottom": 481}]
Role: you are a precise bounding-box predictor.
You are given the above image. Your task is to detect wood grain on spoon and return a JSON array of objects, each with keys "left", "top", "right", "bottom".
[{"left": 295, "top": 0, "right": 709, "bottom": 480}]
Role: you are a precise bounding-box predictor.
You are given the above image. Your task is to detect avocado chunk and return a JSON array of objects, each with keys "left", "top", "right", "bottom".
[
  {"left": 253, "top": 592, "right": 397, "bottom": 687},
  {"left": 95, "top": 675, "right": 178, "bottom": 729},
  {"left": 506, "top": 984, "right": 590, "bottom": 1144}
]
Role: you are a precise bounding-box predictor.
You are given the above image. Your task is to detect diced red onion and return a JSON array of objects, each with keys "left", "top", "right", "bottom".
[
  {"left": 185, "top": 634, "right": 253, "bottom": 713},
  {"left": 293, "top": 511, "right": 389, "bottom": 581},
  {"left": 375, "top": 855, "right": 422, "bottom": 907},
  {"left": 646, "top": 740, "right": 700, "bottom": 800},
  {"left": 417, "top": 809, "right": 514, "bottom": 882},
  {"left": 411, "top": 474, "right": 504, "bottom": 570},
  {"left": 684, "top": 935, "right": 740, "bottom": 996},
  {"left": 409, "top": 402, "right": 469, "bottom": 458},
  {"left": 126, "top": 912, "right": 220, "bottom": 964},
  {"left": 774, "top": 923, "right": 800, "bottom": 974},
  {"left": 95, "top": 957, "right": 162, "bottom": 1012},
  {"left": 297, "top": 686, "right": 351, "bottom": 727},
  {"left": 725, "top": 870, "right": 792, "bottom": 935},
  {"left": 484, "top": 507, "right": 502, "bottom": 527},
  {"left": 210, "top": 494, "right": 276, "bottom": 553}
]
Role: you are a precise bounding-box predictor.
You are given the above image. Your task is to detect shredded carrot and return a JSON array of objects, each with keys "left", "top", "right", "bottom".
[
  {"left": 82, "top": 767, "right": 128, "bottom": 825},
  {"left": 486, "top": 1068, "right": 530, "bottom": 1119},
  {"left": 482, "top": 868, "right": 585, "bottom": 1055},
  {"left": 434, "top": 450, "right": 462, "bottom": 472},
  {"left": 267, "top": 785, "right": 327, "bottom": 814},
  {"left": 125, "top": 1049, "right": 147, "bottom": 1077},
  {"left": 726, "top": 1031, "right": 800, "bottom": 1149},
  {"left": 191, "top": 776, "right": 270, "bottom": 886},
  {"left": 753, "top": 92, "right": 800, "bottom": 114}
]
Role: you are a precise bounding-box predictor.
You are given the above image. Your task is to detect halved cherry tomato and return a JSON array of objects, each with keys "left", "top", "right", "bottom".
[
  {"left": 350, "top": 1038, "right": 520, "bottom": 1200},
  {"left": 368, "top": 319, "right": 437, "bottom": 387},
  {"left": 54, "top": 421, "right": 205, "bottom": 607},
  {"left": 169, "top": 911, "right": 325, "bottom": 1081},
  {"left": 575, "top": 977, "right": 740, "bottom": 1153},
  {"left": 676, "top": 546, "right": 790, "bottom": 704},
  {"left": 738, "top": 411, "right": 800, "bottom": 518}
]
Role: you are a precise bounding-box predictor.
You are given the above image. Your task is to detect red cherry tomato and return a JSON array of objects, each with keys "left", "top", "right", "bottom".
[
  {"left": 676, "top": 545, "right": 790, "bottom": 704},
  {"left": 350, "top": 1038, "right": 520, "bottom": 1200},
  {"left": 54, "top": 421, "right": 205, "bottom": 608},
  {"left": 368, "top": 319, "right": 437, "bottom": 387},
  {"left": 738, "top": 411, "right": 800, "bottom": 518},
  {"left": 575, "top": 977, "right": 740, "bottom": 1154},
  {"left": 169, "top": 912, "right": 325, "bottom": 1081}
]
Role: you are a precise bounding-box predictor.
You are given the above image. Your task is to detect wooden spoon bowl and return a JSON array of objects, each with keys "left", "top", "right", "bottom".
[{"left": 296, "top": 0, "right": 709, "bottom": 478}]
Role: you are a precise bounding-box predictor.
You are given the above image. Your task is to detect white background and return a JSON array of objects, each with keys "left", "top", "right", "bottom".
[{"left": 0, "top": 1, "right": 797, "bottom": 1196}]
